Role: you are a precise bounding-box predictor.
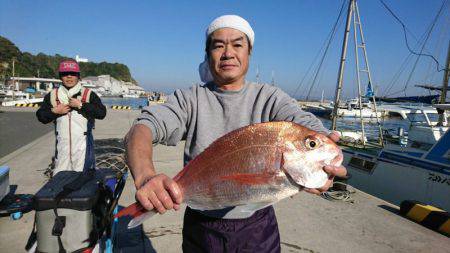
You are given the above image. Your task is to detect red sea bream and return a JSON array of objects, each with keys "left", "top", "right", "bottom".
[{"left": 117, "top": 121, "right": 343, "bottom": 228}]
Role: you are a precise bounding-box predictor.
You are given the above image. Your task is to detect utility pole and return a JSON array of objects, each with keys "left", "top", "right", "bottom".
[
  {"left": 437, "top": 41, "right": 449, "bottom": 126},
  {"left": 12, "top": 58, "right": 15, "bottom": 99}
]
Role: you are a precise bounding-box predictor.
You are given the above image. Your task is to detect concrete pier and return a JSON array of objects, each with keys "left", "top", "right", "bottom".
[{"left": 0, "top": 108, "right": 449, "bottom": 252}]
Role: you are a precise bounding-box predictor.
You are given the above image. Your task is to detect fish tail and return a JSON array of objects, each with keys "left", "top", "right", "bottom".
[{"left": 114, "top": 202, "right": 146, "bottom": 219}]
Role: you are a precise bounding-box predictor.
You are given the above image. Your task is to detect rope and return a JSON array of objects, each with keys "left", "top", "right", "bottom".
[
  {"left": 321, "top": 182, "right": 356, "bottom": 203},
  {"left": 94, "top": 139, "right": 129, "bottom": 175},
  {"left": 379, "top": 0, "right": 449, "bottom": 73},
  {"left": 423, "top": 14, "right": 450, "bottom": 84},
  {"left": 384, "top": 0, "right": 447, "bottom": 97},
  {"left": 292, "top": 0, "right": 347, "bottom": 99},
  {"left": 41, "top": 138, "right": 129, "bottom": 178},
  {"left": 95, "top": 146, "right": 129, "bottom": 175},
  {"left": 305, "top": 0, "right": 347, "bottom": 101}
]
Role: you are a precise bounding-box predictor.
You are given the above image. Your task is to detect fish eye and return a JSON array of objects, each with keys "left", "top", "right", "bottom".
[{"left": 305, "top": 137, "right": 320, "bottom": 150}]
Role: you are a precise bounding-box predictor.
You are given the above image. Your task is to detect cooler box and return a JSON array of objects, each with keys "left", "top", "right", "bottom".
[
  {"left": 34, "top": 169, "right": 116, "bottom": 252},
  {"left": 0, "top": 166, "right": 9, "bottom": 202}
]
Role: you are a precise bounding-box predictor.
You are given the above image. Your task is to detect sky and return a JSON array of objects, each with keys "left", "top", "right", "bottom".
[{"left": 1, "top": 0, "right": 449, "bottom": 99}]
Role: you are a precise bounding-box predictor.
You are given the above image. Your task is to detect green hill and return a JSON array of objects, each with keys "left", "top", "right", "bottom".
[{"left": 0, "top": 36, "right": 135, "bottom": 83}]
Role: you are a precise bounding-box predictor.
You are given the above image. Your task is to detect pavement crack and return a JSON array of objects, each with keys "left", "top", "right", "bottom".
[
  {"left": 281, "top": 242, "right": 317, "bottom": 253},
  {"left": 144, "top": 225, "right": 182, "bottom": 238}
]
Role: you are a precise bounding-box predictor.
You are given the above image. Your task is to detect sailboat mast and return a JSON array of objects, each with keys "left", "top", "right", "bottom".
[
  {"left": 331, "top": 0, "right": 354, "bottom": 130},
  {"left": 437, "top": 41, "right": 450, "bottom": 126},
  {"left": 352, "top": 1, "right": 366, "bottom": 145},
  {"left": 321, "top": 89, "right": 324, "bottom": 104}
]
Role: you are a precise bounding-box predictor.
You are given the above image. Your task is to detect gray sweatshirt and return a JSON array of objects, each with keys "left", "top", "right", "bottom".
[{"left": 134, "top": 81, "right": 330, "bottom": 217}]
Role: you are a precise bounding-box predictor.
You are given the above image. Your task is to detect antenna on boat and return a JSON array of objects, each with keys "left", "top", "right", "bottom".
[
  {"left": 321, "top": 90, "right": 324, "bottom": 105},
  {"left": 437, "top": 41, "right": 450, "bottom": 126},
  {"left": 331, "top": 0, "right": 384, "bottom": 146}
]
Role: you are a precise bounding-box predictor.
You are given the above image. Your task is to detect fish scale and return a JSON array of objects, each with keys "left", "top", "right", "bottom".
[{"left": 117, "top": 121, "right": 343, "bottom": 227}]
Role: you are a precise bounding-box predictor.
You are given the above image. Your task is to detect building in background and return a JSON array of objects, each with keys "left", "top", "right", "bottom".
[
  {"left": 75, "top": 55, "right": 89, "bottom": 63},
  {"left": 81, "top": 75, "right": 145, "bottom": 97}
]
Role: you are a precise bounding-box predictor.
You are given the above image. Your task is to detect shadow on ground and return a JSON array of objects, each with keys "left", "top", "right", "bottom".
[
  {"left": 114, "top": 205, "right": 156, "bottom": 253},
  {"left": 378, "top": 204, "right": 400, "bottom": 215}
]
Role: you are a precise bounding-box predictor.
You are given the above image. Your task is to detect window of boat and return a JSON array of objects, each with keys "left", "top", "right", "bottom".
[
  {"left": 410, "top": 141, "right": 433, "bottom": 151},
  {"left": 407, "top": 113, "right": 427, "bottom": 124},
  {"left": 407, "top": 112, "right": 440, "bottom": 126},
  {"left": 348, "top": 157, "right": 376, "bottom": 173}
]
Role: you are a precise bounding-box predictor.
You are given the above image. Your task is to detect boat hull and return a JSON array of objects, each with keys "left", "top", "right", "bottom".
[{"left": 342, "top": 148, "right": 450, "bottom": 211}]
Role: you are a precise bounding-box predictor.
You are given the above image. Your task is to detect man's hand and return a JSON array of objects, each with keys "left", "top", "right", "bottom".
[
  {"left": 305, "top": 131, "right": 347, "bottom": 195},
  {"left": 69, "top": 98, "right": 82, "bottom": 109},
  {"left": 304, "top": 165, "right": 347, "bottom": 194},
  {"left": 328, "top": 130, "right": 341, "bottom": 142},
  {"left": 51, "top": 104, "right": 70, "bottom": 115},
  {"left": 135, "top": 173, "right": 183, "bottom": 214}
]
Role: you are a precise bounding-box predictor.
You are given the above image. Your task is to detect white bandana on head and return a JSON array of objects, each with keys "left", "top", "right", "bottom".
[
  {"left": 57, "top": 82, "right": 82, "bottom": 105},
  {"left": 198, "top": 15, "right": 255, "bottom": 83}
]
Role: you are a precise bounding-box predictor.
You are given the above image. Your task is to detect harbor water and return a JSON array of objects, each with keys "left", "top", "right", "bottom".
[
  {"left": 101, "top": 97, "right": 148, "bottom": 109},
  {"left": 101, "top": 97, "right": 413, "bottom": 137},
  {"left": 321, "top": 117, "right": 410, "bottom": 140}
]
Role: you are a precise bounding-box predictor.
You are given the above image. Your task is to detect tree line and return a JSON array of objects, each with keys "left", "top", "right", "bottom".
[{"left": 0, "top": 36, "right": 135, "bottom": 83}]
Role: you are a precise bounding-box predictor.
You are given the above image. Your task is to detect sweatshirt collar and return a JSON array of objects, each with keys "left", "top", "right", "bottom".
[{"left": 210, "top": 81, "right": 249, "bottom": 95}]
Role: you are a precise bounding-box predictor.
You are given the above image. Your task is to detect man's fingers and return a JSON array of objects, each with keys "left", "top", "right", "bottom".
[
  {"left": 134, "top": 174, "right": 181, "bottom": 214},
  {"left": 164, "top": 178, "right": 183, "bottom": 204},
  {"left": 136, "top": 190, "right": 154, "bottom": 211},
  {"left": 318, "top": 179, "right": 333, "bottom": 192},
  {"left": 155, "top": 188, "right": 174, "bottom": 210},
  {"left": 305, "top": 178, "right": 334, "bottom": 195},
  {"left": 304, "top": 188, "right": 321, "bottom": 195},
  {"left": 328, "top": 131, "right": 341, "bottom": 142},
  {"left": 148, "top": 191, "right": 166, "bottom": 214},
  {"left": 324, "top": 165, "right": 347, "bottom": 178}
]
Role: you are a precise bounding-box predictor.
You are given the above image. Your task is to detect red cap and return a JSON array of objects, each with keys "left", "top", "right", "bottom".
[{"left": 58, "top": 60, "right": 80, "bottom": 73}]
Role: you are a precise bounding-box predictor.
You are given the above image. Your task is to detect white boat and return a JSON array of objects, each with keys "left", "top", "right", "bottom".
[
  {"left": 336, "top": 107, "right": 385, "bottom": 118},
  {"left": 337, "top": 130, "right": 368, "bottom": 143},
  {"left": 0, "top": 89, "right": 30, "bottom": 101},
  {"left": 377, "top": 104, "right": 439, "bottom": 119},
  {"left": 327, "top": 0, "right": 450, "bottom": 211},
  {"left": 342, "top": 104, "right": 450, "bottom": 211},
  {"left": 121, "top": 94, "right": 140, "bottom": 98},
  {"left": 336, "top": 98, "right": 387, "bottom": 118},
  {"left": 1, "top": 97, "right": 44, "bottom": 107}
]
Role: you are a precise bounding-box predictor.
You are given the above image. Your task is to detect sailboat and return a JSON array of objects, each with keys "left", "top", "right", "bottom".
[
  {"left": 330, "top": 0, "right": 450, "bottom": 211},
  {"left": 343, "top": 104, "right": 449, "bottom": 211}
]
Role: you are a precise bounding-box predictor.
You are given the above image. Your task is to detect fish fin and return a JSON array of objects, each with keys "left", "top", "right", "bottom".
[
  {"left": 220, "top": 173, "right": 274, "bottom": 185},
  {"left": 115, "top": 202, "right": 146, "bottom": 219},
  {"left": 128, "top": 210, "right": 157, "bottom": 229},
  {"left": 222, "top": 202, "right": 274, "bottom": 219},
  {"left": 275, "top": 149, "right": 284, "bottom": 169}
]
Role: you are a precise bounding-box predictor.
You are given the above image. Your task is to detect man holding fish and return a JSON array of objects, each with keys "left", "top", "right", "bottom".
[{"left": 124, "top": 15, "right": 346, "bottom": 252}]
